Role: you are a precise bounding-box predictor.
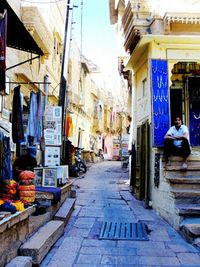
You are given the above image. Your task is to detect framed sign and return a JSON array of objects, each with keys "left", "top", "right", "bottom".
[
  {"left": 42, "top": 167, "right": 57, "bottom": 187},
  {"left": 34, "top": 167, "right": 43, "bottom": 187}
]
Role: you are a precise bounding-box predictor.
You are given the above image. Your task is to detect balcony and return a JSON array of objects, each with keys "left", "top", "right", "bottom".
[
  {"left": 121, "top": 1, "right": 152, "bottom": 53},
  {"left": 68, "top": 91, "right": 84, "bottom": 107},
  {"left": 21, "top": 6, "right": 53, "bottom": 57}
]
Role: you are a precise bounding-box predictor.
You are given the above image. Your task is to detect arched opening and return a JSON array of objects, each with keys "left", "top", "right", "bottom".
[{"left": 170, "top": 62, "right": 200, "bottom": 146}]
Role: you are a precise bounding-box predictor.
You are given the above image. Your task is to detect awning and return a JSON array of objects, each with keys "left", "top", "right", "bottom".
[{"left": 0, "top": 0, "right": 43, "bottom": 55}]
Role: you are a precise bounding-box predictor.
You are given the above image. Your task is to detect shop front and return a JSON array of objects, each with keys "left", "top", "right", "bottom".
[
  {"left": 0, "top": 2, "right": 74, "bottom": 265},
  {"left": 126, "top": 35, "right": 200, "bottom": 235}
]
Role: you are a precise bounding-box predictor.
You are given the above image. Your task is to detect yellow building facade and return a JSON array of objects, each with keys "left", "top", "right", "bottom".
[{"left": 110, "top": 0, "right": 200, "bottom": 241}]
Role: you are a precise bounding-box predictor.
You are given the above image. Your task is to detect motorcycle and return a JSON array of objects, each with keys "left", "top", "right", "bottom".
[
  {"left": 71, "top": 147, "right": 87, "bottom": 177},
  {"left": 98, "top": 148, "right": 104, "bottom": 160}
]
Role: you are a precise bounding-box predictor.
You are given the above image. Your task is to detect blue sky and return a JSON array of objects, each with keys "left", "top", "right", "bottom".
[{"left": 72, "top": 0, "right": 118, "bottom": 76}]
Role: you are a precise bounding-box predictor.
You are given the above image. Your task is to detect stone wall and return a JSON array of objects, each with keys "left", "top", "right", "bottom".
[
  {"left": 0, "top": 206, "right": 35, "bottom": 266},
  {"left": 0, "top": 182, "right": 73, "bottom": 266}
]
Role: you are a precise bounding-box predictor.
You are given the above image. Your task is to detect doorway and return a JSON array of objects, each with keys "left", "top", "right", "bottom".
[
  {"left": 170, "top": 89, "right": 183, "bottom": 124},
  {"left": 170, "top": 62, "right": 200, "bottom": 146},
  {"left": 187, "top": 76, "right": 200, "bottom": 146},
  {"left": 135, "top": 121, "right": 150, "bottom": 205}
]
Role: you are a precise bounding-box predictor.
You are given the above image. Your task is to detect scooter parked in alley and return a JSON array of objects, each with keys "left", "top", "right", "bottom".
[{"left": 71, "top": 147, "right": 87, "bottom": 177}]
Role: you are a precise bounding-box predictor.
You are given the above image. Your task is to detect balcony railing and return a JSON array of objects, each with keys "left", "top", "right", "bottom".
[{"left": 121, "top": 1, "right": 153, "bottom": 52}]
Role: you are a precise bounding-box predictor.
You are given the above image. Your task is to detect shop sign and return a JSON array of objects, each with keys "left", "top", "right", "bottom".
[
  {"left": 44, "top": 105, "right": 62, "bottom": 146},
  {"left": 113, "top": 139, "right": 120, "bottom": 159}
]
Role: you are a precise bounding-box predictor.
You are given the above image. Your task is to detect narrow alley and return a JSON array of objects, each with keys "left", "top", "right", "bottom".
[{"left": 41, "top": 161, "right": 200, "bottom": 267}]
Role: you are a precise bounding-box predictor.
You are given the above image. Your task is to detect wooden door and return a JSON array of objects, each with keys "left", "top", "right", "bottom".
[{"left": 135, "top": 121, "right": 150, "bottom": 203}]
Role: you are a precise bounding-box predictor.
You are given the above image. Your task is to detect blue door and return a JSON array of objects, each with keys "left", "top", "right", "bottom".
[
  {"left": 151, "top": 59, "right": 170, "bottom": 147},
  {"left": 188, "top": 76, "right": 200, "bottom": 146}
]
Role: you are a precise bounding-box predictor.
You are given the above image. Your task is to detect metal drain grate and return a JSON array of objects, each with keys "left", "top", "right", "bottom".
[{"left": 99, "top": 222, "right": 149, "bottom": 241}]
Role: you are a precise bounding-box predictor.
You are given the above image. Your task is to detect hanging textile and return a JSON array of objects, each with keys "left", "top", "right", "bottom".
[
  {"left": 12, "top": 85, "right": 24, "bottom": 143},
  {"left": 0, "top": 132, "right": 11, "bottom": 181},
  {"left": 27, "top": 91, "right": 42, "bottom": 145},
  {"left": 65, "top": 114, "right": 73, "bottom": 137},
  {"left": 0, "top": 11, "right": 7, "bottom": 95},
  {"left": 104, "top": 133, "right": 113, "bottom": 160},
  {"left": 37, "top": 92, "right": 43, "bottom": 143}
]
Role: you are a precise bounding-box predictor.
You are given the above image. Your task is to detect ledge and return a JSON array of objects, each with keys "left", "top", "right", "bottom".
[
  {"left": 0, "top": 205, "right": 36, "bottom": 234},
  {"left": 35, "top": 180, "right": 74, "bottom": 201}
]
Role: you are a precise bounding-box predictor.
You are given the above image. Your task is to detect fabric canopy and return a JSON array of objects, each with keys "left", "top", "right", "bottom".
[{"left": 0, "top": 0, "right": 43, "bottom": 55}]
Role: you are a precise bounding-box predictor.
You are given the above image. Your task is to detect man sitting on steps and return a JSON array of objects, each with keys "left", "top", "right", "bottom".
[{"left": 164, "top": 116, "right": 191, "bottom": 171}]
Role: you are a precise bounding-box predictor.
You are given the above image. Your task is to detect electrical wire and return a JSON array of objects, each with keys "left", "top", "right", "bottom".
[
  {"left": 79, "top": 0, "right": 83, "bottom": 93},
  {"left": 80, "top": 0, "right": 83, "bottom": 57},
  {"left": 21, "top": 0, "right": 65, "bottom": 4}
]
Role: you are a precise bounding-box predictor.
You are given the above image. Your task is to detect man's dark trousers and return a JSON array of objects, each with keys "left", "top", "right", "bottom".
[{"left": 164, "top": 138, "right": 191, "bottom": 158}]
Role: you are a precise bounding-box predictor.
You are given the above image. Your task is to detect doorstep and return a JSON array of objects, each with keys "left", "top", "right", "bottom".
[
  {"left": 0, "top": 180, "right": 75, "bottom": 266},
  {"left": 35, "top": 180, "right": 74, "bottom": 201},
  {"left": 35, "top": 179, "right": 75, "bottom": 218},
  {"left": 0, "top": 205, "right": 36, "bottom": 233}
]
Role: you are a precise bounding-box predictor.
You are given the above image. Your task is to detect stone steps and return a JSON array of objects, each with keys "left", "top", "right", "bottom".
[
  {"left": 171, "top": 189, "right": 200, "bottom": 199},
  {"left": 29, "top": 211, "right": 51, "bottom": 235},
  {"left": 193, "top": 237, "right": 200, "bottom": 250},
  {"left": 166, "top": 171, "right": 200, "bottom": 179},
  {"left": 166, "top": 177, "right": 200, "bottom": 184},
  {"left": 19, "top": 220, "right": 64, "bottom": 265},
  {"left": 163, "top": 155, "right": 200, "bottom": 162},
  {"left": 170, "top": 182, "right": 200, "bottom": 190},
  {"left": 176, "top": 204, "right": 200, "bottom": 215},
  {"left": 164, "top": 155, "right": 200, "bottom": 171},
  {"left": 166, "top": 165, "right": 200, "bottom": 171},
  {"left": 54, "top": 197, "right": 76, "bottom": 226},
  {"left": 165, "top": 156, "right": 200, "bottom": 246},
  {"left": 180, "top": 218, "right": 200, "bottom": 244},
  {"left": 5, "top": 256, "right": 32, "bottom": 267}
]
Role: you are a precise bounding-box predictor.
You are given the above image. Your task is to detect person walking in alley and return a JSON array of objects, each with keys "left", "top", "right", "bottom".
[
  {"left": 102, "top": 128, "right": 113, "bottom": 160},
  {"left": 164, "top": 116, "right": 191, "bottom": 170}
]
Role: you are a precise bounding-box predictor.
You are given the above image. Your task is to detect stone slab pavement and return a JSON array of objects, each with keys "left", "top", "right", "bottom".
[{"left": 41, "top": 161, "right": 200, "bottom": 266}]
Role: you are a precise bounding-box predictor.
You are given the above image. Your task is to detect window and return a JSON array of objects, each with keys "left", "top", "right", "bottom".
[{"left": 142, "top": 78, "right": 147, "bottom": 97}]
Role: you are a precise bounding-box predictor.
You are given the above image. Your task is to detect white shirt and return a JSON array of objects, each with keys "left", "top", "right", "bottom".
[{"left": 166, "top": 125, "right": 189, "bottom": 141}]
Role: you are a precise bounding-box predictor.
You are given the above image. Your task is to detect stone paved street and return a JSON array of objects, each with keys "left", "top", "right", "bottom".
[{"left": 41, "top": 161, "right": 200, "bottom": 266}]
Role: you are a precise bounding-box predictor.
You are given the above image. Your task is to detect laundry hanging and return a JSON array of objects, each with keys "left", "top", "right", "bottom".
[
  {"left": 65, "top": 114, "right": 73, "bottom": 137},
  {"left": 27, "top": 91, "right": 42, "bottom": 145},
  {"left": 12, "top": 85, "right": 24, "bottom": 143},
  {"left": 0, "top": 132, "right": 11, "bottom": 181},
  {"left": 36, "top": 92, "right": 43, "bottom": 144}
]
